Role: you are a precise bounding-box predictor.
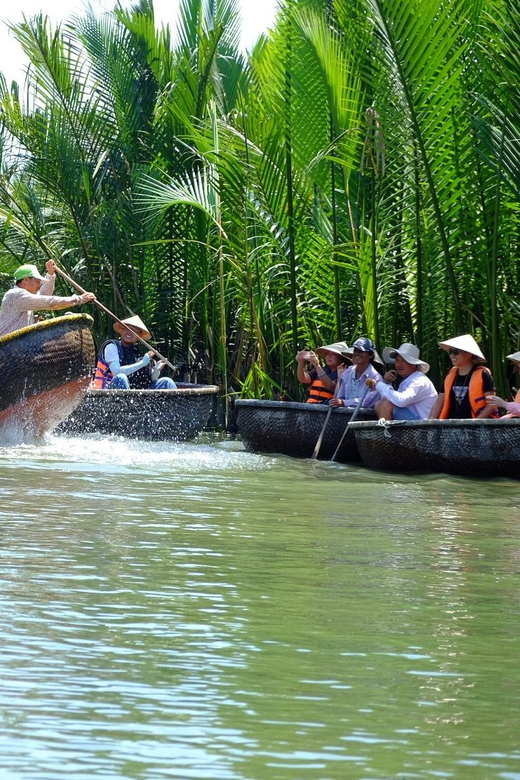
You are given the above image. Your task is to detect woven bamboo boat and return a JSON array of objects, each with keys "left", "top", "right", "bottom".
[
  {"left": 235, "top": 399, "right": 376, "bottom": 462},
  {"left": 350, "top": 418, "right": 520, "bottom": 478},
  {"left": 58, "top": 383, "right": 220, "bottom": 441},
  {"left": 0, "top": 313, "right": 96, "bottom": 441}
]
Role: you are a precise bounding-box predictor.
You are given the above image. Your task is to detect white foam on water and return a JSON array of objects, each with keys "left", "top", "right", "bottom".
[{"left": 0, "top": 431, "right": 271, "bottom": 475}]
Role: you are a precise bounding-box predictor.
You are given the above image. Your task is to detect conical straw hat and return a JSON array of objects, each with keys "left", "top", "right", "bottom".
[
  {"left": 114, "top": 315, "right": 151, "bottom": 340},
  {"left": 438, "top": 334, "right": 486, "bottom": 361},
  {"left": 316, "top": 341, "right": 352, "bottom": 359},
  {"left": 507, "top": 351, "right": 520, "bottom": 364}
]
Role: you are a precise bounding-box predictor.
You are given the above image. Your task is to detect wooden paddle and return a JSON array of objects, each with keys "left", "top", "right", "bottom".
[
  {"left": 310, "top": 374, "right": 342, "bottom": 460},
  {"left": 330, "top": 380, "right": 372, "bottom": 462},
  {"left": 54, "top": 266, "right": 176, "bottom": 372}
]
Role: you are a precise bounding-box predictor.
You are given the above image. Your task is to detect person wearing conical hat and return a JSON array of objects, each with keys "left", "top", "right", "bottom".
[
  {"left": 372, "top": 343, "right": 438, "bottom": 420},
  {"left": 0, "top": 259, "right": 96, "bottom": 338},
  {"left": 91, "top": 315, "right": 176, "bottom": 390},
  {"left": 296, "top": 341, "right": 352, "bottom": 404},
  {"left": 485, "top": 351, "right": 520, "bottom": 417},
  {"left": 329, "top": 337, "right": 383, "bottom": 410},
  {"left": 429, "top": 334, "right": 495, "bottom": 419}
]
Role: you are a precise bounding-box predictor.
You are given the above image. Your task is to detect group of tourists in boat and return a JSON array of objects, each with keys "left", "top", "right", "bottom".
[{"left": 296, "top": 335, "right": 520, "bottom": 421}]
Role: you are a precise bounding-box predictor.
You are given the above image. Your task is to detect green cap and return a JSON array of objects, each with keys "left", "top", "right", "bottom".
[{"left": 14, "top": 264, "right": 46, "bottom": 282}]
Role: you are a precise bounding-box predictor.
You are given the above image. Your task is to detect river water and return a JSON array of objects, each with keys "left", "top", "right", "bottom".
[{"left": 0, "top": 432, "right": 519, "bottom": 780}]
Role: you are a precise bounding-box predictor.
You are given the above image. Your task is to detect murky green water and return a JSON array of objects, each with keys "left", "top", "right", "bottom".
[{"left": 0, "top": 433, "right": 519, "bottom": 779}]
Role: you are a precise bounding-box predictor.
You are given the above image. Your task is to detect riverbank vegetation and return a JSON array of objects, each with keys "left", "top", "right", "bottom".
[{"left": 0, "top": 0, "right": 519, "bottom": 405}]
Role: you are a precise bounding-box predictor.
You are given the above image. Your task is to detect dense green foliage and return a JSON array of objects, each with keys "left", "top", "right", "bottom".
[{"left": 0, "top": 0, "right": 519, "bottom": 405}]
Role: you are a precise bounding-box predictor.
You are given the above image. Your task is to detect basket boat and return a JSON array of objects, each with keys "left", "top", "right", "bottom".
[
  {"left": 350, "top": 418, "right": 520, "bottom": 479},
  {"left": 0, "top": 314, "right": 96, "bottom": 440},
  {"left": 58, "top": 383, "right": 220, "bottom": 441},
  {"left": 235, "top": 399, "right": 376, "bottom": 462}
]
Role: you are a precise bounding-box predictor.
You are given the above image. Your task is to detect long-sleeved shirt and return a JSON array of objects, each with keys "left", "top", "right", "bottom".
[
  {"left": 337, "top": 363, "right": 382, "bottom": 408},
  {"left": 0, "top": 274, "right": 82, "bottom": 337},
  {"left": 505, "top": 401, "right": 520, "bottom": 416},
  {"left": 103, "top": 342, "right": 163, "bottom": 381},
  {"left": 375, "top": 371, "right": 438, "bottom": 419}
]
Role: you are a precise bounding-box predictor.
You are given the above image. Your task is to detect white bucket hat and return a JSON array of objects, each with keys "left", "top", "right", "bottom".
[
  {"left": 316, "top": 341, "right": 352, "bottom": 360},
  {"left": 439, "top": 334, "right": 486, "bottom": 362},
  {"left": 382, "top": 343, "right": 430, "bottom": 373},
  {"left": 114, "top": 315, "right": 151, "bottom": 340},
  {"left": 507, "top": 351, "right": 520, "bottom": 364}
]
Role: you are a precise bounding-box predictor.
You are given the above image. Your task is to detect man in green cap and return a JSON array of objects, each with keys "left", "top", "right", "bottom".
[{"left": 0, "top": 259, "right": 95, "bottom": 337}]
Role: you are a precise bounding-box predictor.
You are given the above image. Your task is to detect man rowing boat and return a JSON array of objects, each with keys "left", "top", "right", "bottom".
[
  {"left": 92, "top": 315, "right": 177, "bottom": 390},
  {"left": 0, "top": 260, "right": 95, "bottom": 337}
]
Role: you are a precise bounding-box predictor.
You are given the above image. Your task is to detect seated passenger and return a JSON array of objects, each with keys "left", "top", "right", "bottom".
[
  {"left": 329, "top": 337, "right": 382, "bottom": 409},
  {"left": 374, "top": 343, "right": 437, "bottom": 420},
  {"left": 429, "top": 334, "right": 494, "bottom": 419},
  {"left": 296, "top": 342, "right": 351, "bottom": 404},
  {"left": 92, "top": 315, "right": 177, "bottom": 390},
  {"left": 486, "top": 350, "right": 520, "bottom": 417}
]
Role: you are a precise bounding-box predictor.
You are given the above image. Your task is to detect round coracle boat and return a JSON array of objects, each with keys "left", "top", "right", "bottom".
[
  {"left": 0, "top": 314, "right": 96, "bottom": 441},
  {"left": 350, "top": 418, "right": 520, "bottom": 479},
  {"left": 58, "top": 383, "right": 220, "bottom": 441},
  {"left": 234, "top": 399, "right": 376, "bottom": 462}
]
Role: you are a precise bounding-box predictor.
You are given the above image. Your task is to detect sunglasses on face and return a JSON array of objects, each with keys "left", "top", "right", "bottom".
[{"left": 448, "top": 348, "right": 460, "bottom": 356}]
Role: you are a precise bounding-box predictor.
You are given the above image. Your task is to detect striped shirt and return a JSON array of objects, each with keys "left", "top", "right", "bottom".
[{"left": 0, "top": 275, "right": 81, "bottom": 337}]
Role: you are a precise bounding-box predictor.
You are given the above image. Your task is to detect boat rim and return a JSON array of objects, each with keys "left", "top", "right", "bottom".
[
  {"left": 234, "top": 398, "right": 364, "bottom": 413},
  {"left": 87, "top": 385, "right": 220, "bottom": 397},
  {"left": 350, "top": 417, "right": 520, "bottom": 429},
  {"left": 0, "top": 313, "right": 94, "bottom": 346}
]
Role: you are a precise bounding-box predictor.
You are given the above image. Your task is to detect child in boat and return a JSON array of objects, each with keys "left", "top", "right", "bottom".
[
  {"left": 486, "top": 351, "right": 520, "bottom": 416},
  {"left": 429, "top": 334, "right": 495, "bottom": 419},
  {"left": 0, "top": 260, "right": 96, "bottom": 337},
  {"left": 92, "top": 315, "right": 177, "bottom": 390},
  {"left": 296, "top": 342, "right": 351, "bottom": 404},
  {"left": 329, "top": 337, "right": 383, "bottom": 409}
]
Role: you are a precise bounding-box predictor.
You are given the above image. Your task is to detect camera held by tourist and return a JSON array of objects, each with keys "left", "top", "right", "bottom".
[{"left": 296, "top": 342, "right": 351, "bottom": 404}]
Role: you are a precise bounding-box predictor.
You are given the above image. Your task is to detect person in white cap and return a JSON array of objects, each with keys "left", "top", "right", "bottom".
[
  {"left": 329, "top": 337, "right": 383, "bottom": 409},
  {"left": 485, "top": 351, "right": 520, "bottom": 417},
  {"left": 296, "top": 342, "right": 351, "bottom": 404},
  {"left": 372, "top": 343, "right": 437, "bottom": 420},
  {"left": 429, "top": 334, "right": 495, "bottom": 419},
  {"left": 0, "top": 260, "right": 96, "bottom": 337},
  {"left": 92, "top": 315, "right": 176, "bottom": 390}
]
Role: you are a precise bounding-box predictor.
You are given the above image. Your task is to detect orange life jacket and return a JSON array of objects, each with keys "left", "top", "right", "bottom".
[
  {"left": 439, "top": 366, "right": 492, "bottom": 419},
  {"left": 306, "top": 376, "right": 334, "bottom": 404}
]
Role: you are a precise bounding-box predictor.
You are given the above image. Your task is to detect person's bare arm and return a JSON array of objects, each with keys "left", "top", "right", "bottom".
[{"left": 429, "top": 393, "right": 444, "bottom": 419}]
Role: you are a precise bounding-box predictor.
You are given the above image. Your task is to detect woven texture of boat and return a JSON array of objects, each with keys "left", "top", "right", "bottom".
[
  {"left": 0, "top": 313, "right": 96, "bottom": 440},
  {"left": 350, "top": 418, "right": 520, "bottom": 478},
  {"left": 58, "top": 383, "right": 220, "bottom": 440},
  {"left": 235, "top": 399, "right": 376, "bottom": 462}
]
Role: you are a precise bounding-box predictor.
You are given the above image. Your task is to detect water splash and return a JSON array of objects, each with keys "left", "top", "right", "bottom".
[{"left": 0, "top": 431, "right": 271, "bottom": 475}]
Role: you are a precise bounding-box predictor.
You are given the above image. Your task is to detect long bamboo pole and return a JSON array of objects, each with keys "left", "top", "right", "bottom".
[{"left": 54, "top": 266, "right": 176, "bottom": 372}]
